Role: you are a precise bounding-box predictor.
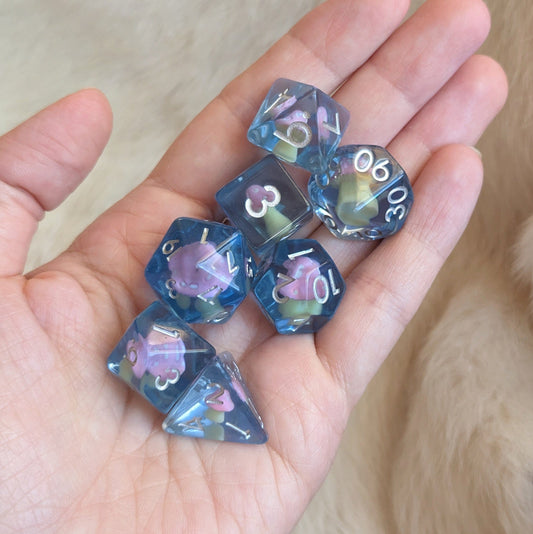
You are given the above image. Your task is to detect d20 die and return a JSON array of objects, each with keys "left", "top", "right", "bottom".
[
  {"left": 308, "top": 145, "right": 413, "bottom": 240},
  {"left": 163, "top": 352, "right": 267, "bottom": 444},
  {"left": 107, "top": 301, "right": 216, "bottom": 413},
  {"left": 145, "top": 218, "right": 256, "bottom": 324},
  {"left": 215, "top": 155, "right": 313, "bottom": 255},
  {"left": 247, "top": 78, "right": 350, "bottom": 174},
  {"left": 253, "top": 239, "right": 345, "bottom": 334}
]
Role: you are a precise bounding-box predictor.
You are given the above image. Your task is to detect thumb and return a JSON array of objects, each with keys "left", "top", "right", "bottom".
[{"left": 0, "top": 89, "right": 112, "bottom": 276}]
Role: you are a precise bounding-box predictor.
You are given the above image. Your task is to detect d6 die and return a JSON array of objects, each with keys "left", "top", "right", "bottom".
[
  {"left": 145, "top": 218, "right": 255, "bottom": 324},
  {"left": 163, "top": 352, "right": 267, "bottom": 444},
  {"left": 308, "top": 145, "right": 413, "bottom": 240},
  {"left": 107, "top": 301, "right": 216, "bottom": 413},
  {"left": 253, "top": 239, "right": 345, "bottom": 334},
  {"left": 247, "top": 78, "right": 349, "bottom": 174},
  {"left": 215, "top": 155, "right": 313, "bottom": 255}
]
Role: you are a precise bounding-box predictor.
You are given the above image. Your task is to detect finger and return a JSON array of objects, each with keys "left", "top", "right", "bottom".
[
  {"left": 0, "top": 90, "right": 112, "bottom": 276},
  {"left": 313, "top": 54, "right": 508, "bottom": 270},
  {"left": 316, "top": 144, "right": 484, "bottom": 404},
  {"left": 336, "top": 0, "right": 491, "bottom": 145},
  {"left": 149, "top": 0, "right": 490, "bottom": 208},
  {"left": 146, "top": 0, "right": 410, "bottom": 204}
]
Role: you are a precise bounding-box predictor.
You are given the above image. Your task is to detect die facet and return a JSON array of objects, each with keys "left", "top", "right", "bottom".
[
  {"left": 215, "top": 155, "right": 313, "bottom": 255},
  {"left": 163, "top": 352, "right": 267, "bottom": 444},
  {"left": 107, "top": 301, "right": 216, "bottom": 413},
  {"left": 145, "top": 218, "right": 256, "bottom": 324},
  {"left": 308, "top": 145, "right": 413, "bottom": 240},
  {"left": 253, "top": 239, "right": 345, "bottom": 334},
  {"left": 247, "top": 78, "right": 349, "bottom": 174}
]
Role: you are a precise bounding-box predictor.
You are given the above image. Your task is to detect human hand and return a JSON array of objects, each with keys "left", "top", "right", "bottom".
[{"left": 0, "top": 0, "right": 507, "bottom": 532}]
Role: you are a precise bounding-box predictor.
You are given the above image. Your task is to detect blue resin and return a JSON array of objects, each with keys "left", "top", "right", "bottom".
[
  {"left": 163, "top": 352, "right": 267, "bottom": 444},
  {"left": 308, "top": 145, "right": 413, "bottom": 240},
  {"left": 253, "top": 239, "right": 345, "bottom": 334},
  {"left": 145, "top": 218, "right": 256, "bottom": 324},
  {"left": 247, "top": 78, "right": 349, "bottom": 174},
  {"left": 107, "top": 301, "right": 216, "bottom": 413},
  {"left": 215, "top": 155, "right": 313, "bottom": 255}
]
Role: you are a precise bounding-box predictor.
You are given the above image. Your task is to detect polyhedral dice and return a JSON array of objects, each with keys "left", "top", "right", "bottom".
[
  {"left": 308, "top": 145, "right": 413, "bottom": 240},
  {"left": 145, "top": 218, "right": 255, "bottom": 324},
  {"left": 253, "top": 239, "right": 345, "bottom": 334},
  {"left": 247, "top": 78, "right": 350, "bottom": 174},
  {"left": 215, "top": 155, "right": 313, "bottom": 255},
  {"left": 163, "top": 352, "right": 267, "bottom": 444},
  {"left": 107, "top": 301, "right": 216, "bottom": 413}
]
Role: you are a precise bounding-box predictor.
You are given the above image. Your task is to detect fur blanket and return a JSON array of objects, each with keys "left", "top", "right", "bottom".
[{"left": 1, "top": 1, "right": 530, "bottom": 532}]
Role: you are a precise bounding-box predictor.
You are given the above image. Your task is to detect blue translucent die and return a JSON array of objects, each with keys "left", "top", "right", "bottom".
[
  {"left": 163, "top": 352, "right": 267, "bottom": 444},
  {"left": 145, "top": 218, "right": 256, "bottom": 324},
  {"left": 253, "top": 239, "right": 345, "bottom": 334},
  {"left": 247, "top": 78, "right": 350, "bottom": 174},
  {"left": 308, "top": 145, "right": 413, "bottom": 240},
  {"left": 215, "top": 155, "right": 313, "bottom": 255},
  {"left": 107, "top": 301, "right": 216, "bottom": 413}
]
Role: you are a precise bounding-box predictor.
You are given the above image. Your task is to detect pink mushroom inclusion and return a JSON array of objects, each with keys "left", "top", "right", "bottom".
[
  {"left": 279, "top": 256, "right": 326, "bottom": 301},
  {"left": 168, "top": 241, "right": 234, "bottom": 298},
  {"left": 206, "top": 388, "right": 235, "bottom": 413},
  {"left": 245, "top": 185, "right": 277, "bottom": 215},
  {"left": 126, "top": 329, "right": 186, "bottom": 382}
]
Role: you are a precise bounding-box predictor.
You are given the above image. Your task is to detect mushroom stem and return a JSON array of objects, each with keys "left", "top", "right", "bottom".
[{"left": 336, "top": 173, "right": 379, "bottom": 226}]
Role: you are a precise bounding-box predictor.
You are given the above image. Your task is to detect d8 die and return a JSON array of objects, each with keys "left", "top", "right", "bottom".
[
  {"left": 163, "top": 352, "right": 267, "bottom": 444},
  {"left": 145, "top": 218, "right": 255, "bottom": 324},
  {"left": 107, "top": 301, "right": 216, "bottom": 413},
  {"left": 215, "top": 155, "right": 313, "bottom": 255},
  {"left": 308, "top": 145, "right": 413, "bottom": 240},
  {"left": 247, "top": 78, "right": 350, "bottom": 174},
  {"left": 253, "top": 239, "right": 345, "bottom": 334}
]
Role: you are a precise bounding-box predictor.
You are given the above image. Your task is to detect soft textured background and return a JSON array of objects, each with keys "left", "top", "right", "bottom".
[{"left": 2, "top": 1, "right": 532, "bottom": 532}]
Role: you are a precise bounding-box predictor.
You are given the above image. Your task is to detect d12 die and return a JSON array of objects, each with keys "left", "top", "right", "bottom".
[
  {"left": 247, "top": 78, "right": 350, "bottom": 174},
  {"left": 107, "top": 301, "right": 216, "bottom": 413},
  {"left": 215, "top": 155, "right": 313, "bottom": 255},
  {"left": 308, "top": 145, "right": 413, "bottom": 240},
  {"left": 253, "top": 239, "right": 345, "bottom": 334},
  {"left": 145, "top": 218, "right": 255, "bottom": 324},
  {"left": 163, "top": 352, "right": 267, "bottom": 444}
]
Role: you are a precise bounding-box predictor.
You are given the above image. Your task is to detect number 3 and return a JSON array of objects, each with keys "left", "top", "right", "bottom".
[
  {"left": 245, "top": 185, "right": 281, "bottom": 218},
  {"left": 385, "top": 204, "right": 406, "bottom": 222},
  {"left": 155, "top": 369, "right": 180, "bottom": 391}
]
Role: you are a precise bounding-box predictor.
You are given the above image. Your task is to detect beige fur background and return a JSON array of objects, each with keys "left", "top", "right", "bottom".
[{"left": 1, "top": 1, "right": 531, "bottom": 532}]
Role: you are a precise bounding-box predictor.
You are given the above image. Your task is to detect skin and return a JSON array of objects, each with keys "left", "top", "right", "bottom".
[{"left": 0, "top": 0, "right": 508, "bottom": 532}]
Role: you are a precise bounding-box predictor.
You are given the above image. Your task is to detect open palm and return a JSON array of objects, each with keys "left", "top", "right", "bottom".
[{"left": 0, "top": 0, "right": 507, "bottom": 532}]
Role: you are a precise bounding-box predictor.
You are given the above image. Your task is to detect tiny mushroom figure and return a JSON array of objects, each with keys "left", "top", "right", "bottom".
[{"left": 277, "top": 255, "right": 326, "bottom": 321}]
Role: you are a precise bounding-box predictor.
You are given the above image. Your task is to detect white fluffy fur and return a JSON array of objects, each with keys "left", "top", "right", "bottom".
[{"left": 2, "top": 1, "right": 532, "bottom": 532}]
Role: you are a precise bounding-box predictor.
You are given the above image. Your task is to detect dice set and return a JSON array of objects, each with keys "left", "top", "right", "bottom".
[{"left": 107, "top": 78, "right": 413, "bottom": 445}]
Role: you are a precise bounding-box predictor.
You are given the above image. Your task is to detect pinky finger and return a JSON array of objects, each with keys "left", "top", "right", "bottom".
[{"left": 317, "top": 144, "right": 484, "bottom": 404}]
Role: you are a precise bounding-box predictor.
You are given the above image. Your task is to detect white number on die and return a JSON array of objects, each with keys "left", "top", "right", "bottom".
[
  {"left": 385, "top": 185, "right": 408, "bottom": 222},
  {"left": 353, "top": 148, "right": 391, "bottom": 182},
  {"left": 245, "top": 185, "right": 281, "bottom": 218},
  {"left": 274, "top": 121, "right": 312, "bottom": 148}
]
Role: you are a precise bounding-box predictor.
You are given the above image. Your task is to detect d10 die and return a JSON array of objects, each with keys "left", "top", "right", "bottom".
[
  {"left": 308, "top": 145, "right": 413, "bottom": 240},
  {"left": 107, "top": 301, "right": 216, "bottom": 413},
  {"left": 163, "top": 352, "right": 267, "bottom": 444},
  {"left": 145, "top": 218, "right": 255, "bottom": 324},
  {"left": 253, "top": 239, "right": 345, "bottom": 334},
  {"left": 247, "top": 78, "right": 350, "bottom": 174},
  {"left": 215, "top": 155, "right": 313, "bottom": 255}
]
